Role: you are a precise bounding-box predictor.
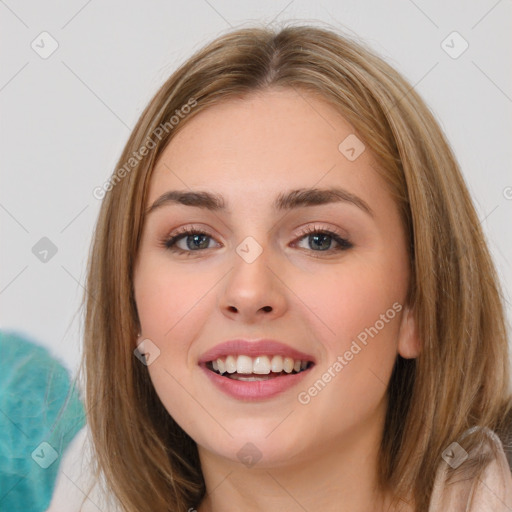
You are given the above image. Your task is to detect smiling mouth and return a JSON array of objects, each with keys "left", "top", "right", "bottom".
[{"left": 205, "top": 355, "right": 315, "bottom": 381}]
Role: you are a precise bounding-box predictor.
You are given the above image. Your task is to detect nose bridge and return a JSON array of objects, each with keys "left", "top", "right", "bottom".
[
  {"left": 229, "top": 202, "right": 275, "bottom": 266},
  {"left": 219, "top": 231, "right": 286, "bottom": 318},
  {"left": 230, "top": 233, "right": 272, "bottom": 287},
  {"left": 235, "top": 234, "right": 266, "bottom": 265}
]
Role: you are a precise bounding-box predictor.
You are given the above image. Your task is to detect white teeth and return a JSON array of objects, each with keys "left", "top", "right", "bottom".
[
  {"left": 253, "top": 356, "right": 271, "bottom": 375},
  {"left": 283, "top": 357, "right": 294, "bottom": 373},
  {"left": 211, "top": 355, "right": 310, "bottom": 376},
  {"left": 236, "top": 355, "right": 253, "bottom": 374},
  {"left": 270, "top": 355, "right": 283, "bottom": 373},
  {"left": 225, "top": 355, "right": 237, "bottom": 374}
]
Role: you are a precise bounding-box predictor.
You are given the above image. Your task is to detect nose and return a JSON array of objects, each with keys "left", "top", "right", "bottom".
[{"left": 218, "top": 240, "right": 288, "bottom": 324}]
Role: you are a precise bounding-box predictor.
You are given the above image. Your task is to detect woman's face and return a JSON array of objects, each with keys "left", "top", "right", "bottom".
[{"left": 133, "top": 87, "right": 419, "bottom": 468}]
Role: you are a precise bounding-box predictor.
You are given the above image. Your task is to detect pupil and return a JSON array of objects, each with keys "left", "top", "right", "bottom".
[
  {"left": 188, "top": 234, "right": 209, "bottom": 250},
  {"left": 310, "top": 233, "right": 331, "bottom": 251}
]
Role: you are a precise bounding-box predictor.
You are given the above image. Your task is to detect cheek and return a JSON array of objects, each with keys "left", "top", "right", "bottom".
[
  {"left": 291, "top": 256, "right": 403, "bottom": 417},
  {"left": 134, "top": 256, "right": 214, "bottom": 340},
  {"left": 134, "top": 260, "right": 211, "bottom": 435},
  {"left": 291, "top": 255, "right": 405, "bottom": 348}
]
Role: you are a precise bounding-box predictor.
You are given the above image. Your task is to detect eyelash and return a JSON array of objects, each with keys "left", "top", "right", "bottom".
[{"left": 159, "top": 224, "right": 353, "bottom": 257}]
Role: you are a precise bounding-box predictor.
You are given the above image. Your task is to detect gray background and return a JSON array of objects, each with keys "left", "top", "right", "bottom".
[{"left": 1, "top": 0, "right": 511, "bottom": 374}]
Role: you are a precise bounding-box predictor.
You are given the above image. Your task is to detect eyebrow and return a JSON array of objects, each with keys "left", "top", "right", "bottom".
[{"left": 145, "top": 187, "right": 374, "bottom": 217}]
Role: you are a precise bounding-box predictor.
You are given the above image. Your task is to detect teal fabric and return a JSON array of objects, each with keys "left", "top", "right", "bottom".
[{"left": 0, "top": 330, "right": 86, "bottom": 511}]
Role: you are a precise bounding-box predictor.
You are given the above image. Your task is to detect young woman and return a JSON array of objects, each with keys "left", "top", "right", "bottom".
[{"left": 54, "top": 24, "right": 512, "bottom": 512}]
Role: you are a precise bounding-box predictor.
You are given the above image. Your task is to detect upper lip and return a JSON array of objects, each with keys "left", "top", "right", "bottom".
[{"left": 198, "top": 339, "right": 316, "bottom": 365}]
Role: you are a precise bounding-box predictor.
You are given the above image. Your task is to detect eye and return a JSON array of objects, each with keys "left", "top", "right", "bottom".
[
  {"left": 291, "top": 224, "right": 353, "bottom": 253},
  {"left": 160, "top": 224, "right": 353, "bottom": 256},
  {"left": 160, "top": 225, "right": 219, "bottom": 256}
]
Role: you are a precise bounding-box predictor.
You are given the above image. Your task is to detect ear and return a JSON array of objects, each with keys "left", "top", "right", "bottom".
[{"left": 397, "top": 306, "right": 421, "bottom": 359}]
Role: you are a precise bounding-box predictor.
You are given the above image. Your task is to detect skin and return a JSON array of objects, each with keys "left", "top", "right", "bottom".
[{"left": 133, "top": 87, "right": 421, "bottom": 512}]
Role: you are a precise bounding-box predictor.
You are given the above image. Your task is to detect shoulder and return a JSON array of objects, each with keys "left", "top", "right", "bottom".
[{"left": 428, "top": 427, "right": 512, "bottom": 512}]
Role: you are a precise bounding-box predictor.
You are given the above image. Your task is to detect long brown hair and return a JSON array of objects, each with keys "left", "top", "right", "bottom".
[{"left": 80, "top": 22, "right": 512, "bottom": 511}]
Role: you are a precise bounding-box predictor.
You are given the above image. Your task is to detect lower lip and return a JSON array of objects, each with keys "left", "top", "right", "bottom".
[{"left": 199, "top": 364, "right": 313, "bottom": 401}]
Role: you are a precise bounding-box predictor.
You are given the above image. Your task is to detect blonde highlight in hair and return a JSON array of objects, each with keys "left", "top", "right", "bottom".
[{"left": 80, "top": 23, "right": 512, "bottom": 511}]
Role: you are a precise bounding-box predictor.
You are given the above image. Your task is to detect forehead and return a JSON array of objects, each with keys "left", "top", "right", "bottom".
[{"left": 147, "top": 88, "right": 384, "bottom": 211}]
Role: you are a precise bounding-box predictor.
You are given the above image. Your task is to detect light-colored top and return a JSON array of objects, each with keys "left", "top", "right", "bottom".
[
  {"left": 47, "top": 426, "right": 512, "bottom": 511},
  {"left": 428, "top": 427, "right": 512, "bottom": 511}
]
